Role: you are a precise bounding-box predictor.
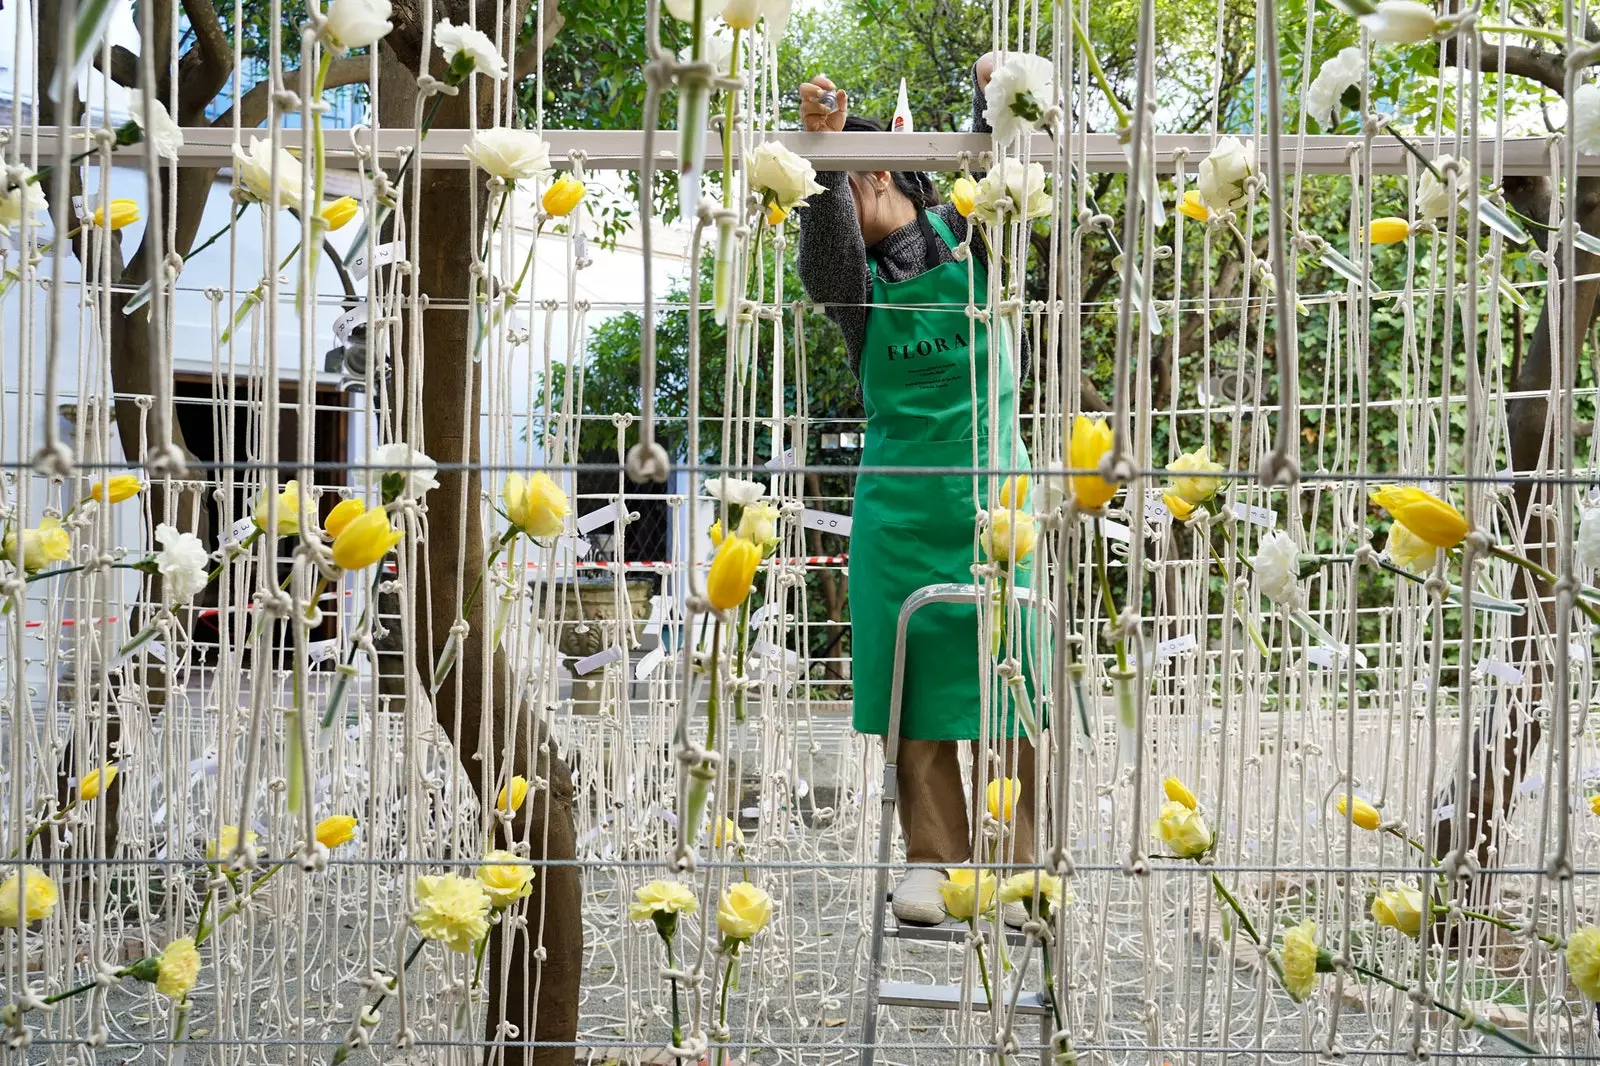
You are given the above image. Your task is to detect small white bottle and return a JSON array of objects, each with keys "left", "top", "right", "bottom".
[{"left": 891, "top": 77, "right": 913, "bottom": 133}]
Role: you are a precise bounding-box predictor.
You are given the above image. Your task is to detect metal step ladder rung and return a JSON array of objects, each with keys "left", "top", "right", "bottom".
[{"left": 877, "top": 980, "right": 1052, "bottom": 1015}]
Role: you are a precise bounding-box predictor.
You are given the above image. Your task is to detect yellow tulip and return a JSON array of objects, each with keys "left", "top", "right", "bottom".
[
  {"left": 497, "top": 775, "right": 530, "bottom": 813},
  {"left": 766, "top": 201, "right": 788, "bottom": 226},
  {"left": 91, "top": 199, "right": 141, "bottom": 230},
  {"left": 1368, "top": 485, "right": 1468, "bottom": 549},
  {"left": 90, "top": 474, "right": 142, "bottom": 503},
  {"left": 938, "top": 868, "right": 997, "bottom": 920},
  {"left": 319, "top": 196, "right": 359, "bottom": 231},
  {"left": 1176, "top": 189, "right": 1209, "bottom": 222},
  {"left": 1568, "top": 925, "right": 1600, "bottom": 1001},
  {"left": 477, "top": 849, "right": 537, "bottom": 909},
  {"left": 1371, "top": 884, "right": 1425, "bottom": 936},
  {"left": 331, "top": 506, "right": 403, "bottom": 570},
  {"left": 1167, "top": 446, "right": 1224, "bottom": 504},
  {"left": 982, "top": 507, "right": 1037, "bottom": 566},
  {"left": 1163, "top": 776, "right": 1197, "bottom": 811},
  {"left": 986, "top": 777, "right": 1021, "bottom": 823},
  {"left": 79, "top": 763, "right": 118, "bottom": 802},
  {"left": 1385, "top": 521, "right": 1440, "bottom": 575},
  {"left": 998, "top": 475, "right": 1029, "bottom": 509},
  {"left": 1336, "top": 794, "right": 1381, "bottom": 831},
  {"left": 707, "top": 535, "right": 761, "bottom": 611},
  {"left": 708, "top": 519, "right": 725, "bottom": 548},
  {"left": 323, "top": 497, "right": 366, "bottom": 539},
  {"left": 4, "top": 517, "right": 72, "bottom": 572},
  {"left": 206, "top": 825, "right": 258, "bottom": 859},
  {"left": 0, "top": 866, "right": 59, "bottom": 928},
  {"left": 1163, "top": 492, "right": 1195, "bottom": 520},
  {"left": 1067, "top": 415, "right": 1117, "bottom": 510},
  {"left": 254, "top": 480, "right": 304, "bottom": 536},
  {"left": 315, "top": 814, "right": 358, "bottom": 849},
  {"left": 951, "top": 176, "right": 978, "bottom": 218},
  {"left": 1368, "top": 216, "right": 1411, "bottom": 244},
  {"left": 542, "top": 175, "right": 587, "bottom": 217},
  {"left": 712, "top": 816, "right": 744, "bottom": 848},
  {"left": 715, "top": 881, "right": 773, "bottom": 941},
  {"left": 503, "top": 472, "right": 569, "bottom": 539}
]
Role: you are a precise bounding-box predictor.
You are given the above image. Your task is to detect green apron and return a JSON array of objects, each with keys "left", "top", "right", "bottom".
[{"left": 850, "top": 212, "right": 1036, "bottom": 741}]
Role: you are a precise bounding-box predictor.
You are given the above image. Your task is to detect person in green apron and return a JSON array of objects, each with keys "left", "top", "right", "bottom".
[{"left": 796, "top": 62, "right": 1040, "bottom": 928}]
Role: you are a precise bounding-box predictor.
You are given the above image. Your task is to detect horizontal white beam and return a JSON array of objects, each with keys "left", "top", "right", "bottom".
[{"left": 26, "top": 127, "right": 1585, "bottom": 176}]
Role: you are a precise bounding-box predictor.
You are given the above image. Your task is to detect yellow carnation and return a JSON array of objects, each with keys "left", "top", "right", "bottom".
[
  {"left": 0, "top": 865, "right": 58, "bottom": 927},
  {"left": 411, "top": 873, "right": 492, "bottom": 953},
  {"left": 155, "top": 936, "right": 201, "bottom": 998}
]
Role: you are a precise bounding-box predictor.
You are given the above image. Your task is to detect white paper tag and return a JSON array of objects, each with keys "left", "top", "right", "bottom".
[
  {"left": 573, "top": 645, "right": 624, "bottom": 675},
  {"left": 577, "top": 502, "right": 621, "bottom": 535},
  {"left": 643, "top": 594, "right": 670, "bottom": 637},
  {"left": 1095, "top": 518, "right": 1131, "bottom": 543},
  {"left": 1143, "top": 491, "right": 1173, "bottom": 525},
  {"left": 1156, "top": 634, "right": 1197, "bottom": 660},
  {"left": 556, "top": 534, "right": 591, "bottom": 560},
  {"left": 306, "top": 639, "right": 339, "bottom": 666},
  {"left": 332, "top": 302, "right": 368, "bottom": 344},
  {"left": 146, "top": 640, "right": 168, "bottom": 663},
  {"left": 346, "top": 242, "right": 402, "bottom": 281},
  {"left": 750, "top": 639, "right": 796, "bottom": 662},
  {"left": 801, "top": 509, "right": 852, "bottom": 537},
  {"left": 749, "top": 602, "right": 782, "bottom": 627},
  {"left": 1475, "top": 656, "right": 1524, "bottom": 685},
  {"left": 1231, "top": 502, "right": 1278, "bottom": 528},
  {"left": 229, "top": 517, "right": 257, "bottom": 544},
  {"left": 1307, "top": 644, "right": 1370, "bottom": 669},
  {"left": 766, "top": 448, "right": 796, "bottom": 470},
  {"left": 634, "top": 645, "right": 667, "bottom": 681}
]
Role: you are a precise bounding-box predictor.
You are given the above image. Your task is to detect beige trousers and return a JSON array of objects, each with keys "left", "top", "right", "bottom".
[{"left": 895, "top": 736, "right": 1038, "bottom": 865}]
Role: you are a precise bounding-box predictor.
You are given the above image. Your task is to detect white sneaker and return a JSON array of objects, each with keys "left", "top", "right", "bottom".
[
  {"left": 1001, "top": 901, "right": 1028, "bottom": 929},
  {"left": 891, "top": 868, "right": 948, "bottom": 925}
]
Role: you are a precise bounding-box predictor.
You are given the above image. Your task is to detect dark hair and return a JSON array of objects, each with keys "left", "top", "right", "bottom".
[{"left": 842, "top": 114, "right": 941, "bottom": 208}]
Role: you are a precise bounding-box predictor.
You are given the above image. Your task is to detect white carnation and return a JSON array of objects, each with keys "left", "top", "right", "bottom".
[
  {"left": 1414, "top": 155, "right": 1470, "bottom": 219},
  {"left": 372, "top": 442, "right": 438, "bottom": 500},
  {"left": 1196, "top": 136, "right": 1255, "bottom": 215},
  {"left": 1250, "top": 530, "right": 1303, "bottom": 609},
  {"left": 324, "top": 0, "right": 393, "bottom": 52},
  {"left": 703, "top": 476, "right": 767, "bottom": 507},
  {"left": 127, "top": 97, "right": 185, "bottom": 161},
  {"left": 1578, "top": 505, "right": 1600, "bottom": 570},
  {"left": 436, "top": 18, "right": 507, "bottom": 80},
  {"left": 155, "top": 523, "right": 209, "bottom": 605},
  {"left": 747, "top": 141, "right": 824, "bottom": 210},
  {"left": 983, "top": 53, "right": 1053, "bottom": 147},
  {"left": 1306, "top": 47, "right": 1365, "bottom": 129}
]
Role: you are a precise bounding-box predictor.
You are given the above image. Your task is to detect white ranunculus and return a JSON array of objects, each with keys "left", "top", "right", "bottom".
[
  {"left": 436, "top": 18, "right": 507, "bottom": 80},
  {"left": 324, "top": 0, "right": 393, "bottom": 51},
  {"left": 1360, "top": 0, "right": 1438, "bottom": 44},
  {"left": 0, "top": 174, "right": 48, "bottom": 237},
  {"left": 232, "top": 138, "right": 304, "bottom": 213},
  {"left": 703, "top": 476, "right": 767, "bottom": 507},
  {"left": 373, "top": 442, "right": 439, "bottom": 500},
  {"left": 748, "top": 141, "right": 824, "bottom": 210},
  {"left": 1414, "top": 155, "right": 1470, "bottom": 219},
  {"left": 1574, "top": 84, "right": 1600, "bottom": 157},
  {"left": 1197, "top": 136, "right": 1255, "bottom": 215},
  {"left": 665, "top": 0, "right": 728, "bottom": 21},
  {"left": 127, "top": 97, "right": 185, "bottom": 161},
  {"left": 720, "top": 0, "right": 773, "bottom": 29},
  {"left": 155, "top": 523, "right": 209, "bottom": 605},
  {"left": 1306, "top": 47, "right": 1365, "bottom": 128},
  {"left": 983, "top": 53, "right": 1054, "bottom": 147},
  {"left": 1578, "top": 505, "right": 1600, "bottom": 570},
  {"left": 971, "top": 161, "right": 1050, "bottom": 225},
  {"left": 463, "top": 128, "right": 552, "bottom": 182},
  {"left": 763, "top": 0, "right": 794, "bottom": 40},
  {"left": 1250, "top": 530, "right": 1303, "bottom": 608}
]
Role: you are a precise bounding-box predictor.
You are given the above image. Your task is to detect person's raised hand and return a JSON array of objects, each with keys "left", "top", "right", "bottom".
[
  {"left": 799, "top": 75, "right": 847, "bottom": 132},
  {"left": 975, "top": 52, "right": 997, "bottom": 92}
]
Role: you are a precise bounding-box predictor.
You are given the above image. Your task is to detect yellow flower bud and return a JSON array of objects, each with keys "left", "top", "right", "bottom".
[
  {"left": 1176, "top": 189, "right": 1209, "bottom": 222},
  {"left": 315, "top": 814, "right": 358, "bottom": 849},
  {"left": 79, "top": 763, "right": 118, "bottom": 802},
  {"left": 998, "top": 475, "right": 1029, "bottom": 509},
  {"left": 1368, "top": 216, "right": 1411, "bottom": 244},
  {"left": 998, "top": 870, "right": 1067, "bottom": 916},
  {"left": 712, "top": 816, "right": 744, "bottom": 848},
  {"left": 206, "top": 825, "right": 258, "bottom": 859},
  {"left": 1163, "top": 776, "right": 1197, "bottom": 810},
  {"left": 707, "top": 535, "right": 761, "bottom": 611},
  {"left": 1162, "top": 492, "right": 1195, "bottom": 520},
  {"left": 330, "top": 506, "right": 403, "bottom": 570},
  {"left": 951, "top": 177, "right": 978, "bottom": 218},
  {"left": 986, "top": 777, "right": 1021, "bottom": 823},
  {"left": 91, "top": 199, "right": 141, "bottom": 230},
  {"left": 542, "top": 175, "right": 586, "bottom": 218},
  {"left": 323, "top": 497, "right": 366, "bottom": 539},
  {"left": 497, "top": 775, "right": 530, "bottom": 813},
  {"left": 1068, "top": 415, "right": 1117, "bottom": 511},
  {"left": 708, "top": 519, "right": 725, "bottom": 548},
  {"left": 90, "top": 474, "right": 142, "bottom": 503},
  {"left": 1336, "top": 794, "right": 1382, "bottom": 830},
  {"left": 1369, "top": 485, "right": 1468, "bottom": 549},
  {"left": 1591, "top": 793, "right": 1600, "bottom": 818},
  {"left": 319, "top": 196, "right": 360, "bottom": 231}
]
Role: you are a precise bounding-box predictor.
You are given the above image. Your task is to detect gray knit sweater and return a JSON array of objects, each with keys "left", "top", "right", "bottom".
[{"left": 796, "top": 71, "right": 997, "bottom": 379}]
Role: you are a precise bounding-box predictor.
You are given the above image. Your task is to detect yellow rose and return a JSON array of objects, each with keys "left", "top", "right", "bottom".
[
  {"left": 477, "top": 849, "right": 537, "bottom": 909},
  {"left": 707, "top": 535, "right": 761, "bottom": 611},
  {"left": 1568, "top": 924, "right": 1600, "bottom": 1001},
  {"left": 1067, "top": 415, "right": 1117, "bottom": 511},
  {"left": 503, "top": 472, "right": 569, "bottom": 539},
  {"left": 1163, "top": 776, "right": 1197, "bottom": 811},
  {"left": 1162, "top": 492, "right": 1195, "bottom": 520},
  {"left": 951, "top": 176, "right": 978, "bottom": 218},
  {"left": 497, "top": 775, "right": 530, "bottom": 813},
  {"left": 315, "top": 814, "right": 358, "bottom": 849},
  {"left": 986, "top": 777, "right": 1021, "bottom": 823},
  {"left": 629, "top": 880, "right": 698, "bottom": 922},
  {"left": 1369, "top": 485, "right": 1468, "bottom": 549},
  {"left": 1371, "top": 884, "right": 1425, "bottom": 936},
  {"left": 331, "top": 506, "right": 404, "bottom": 570},
  {"left": 206, "top": 825, "right": 258, "bottom": 859},
  {"left": 319, "top": 196, "right": 359, "bottom": 231},
  {"left": 1152, "top": 800, "right": 1211, "bottom": 858},
  {"left": 5, "top": 516, "right": 72, "bottom": 571},
  {"left": 1176, "top": 189, "right": 1209, "bottom": 222},
  {"left": 716, "top": 881, "right": 773, "bottom": 941},
  {"left": 1336, "top": 795, "right": 1381, "bottom": 831},
  {"left": 155, "top": 936, "right": 201, "bottom": 998},
  {"left": 938, "top": 868, "right": 997, "bottom": 921},
  {"left": 998, "top": 870, "right": 1067, "bottom": 917},
  {"left": 91, "top": 199, "right": 141, "bottom": 230},
  {"left": 1368, "top": 216, "right": 1411, "bottom": 244},
  {"left": 1167, "top": 446, "right": 1224, "bottom": 505},
  {"left": 90, "top": 474, "right": 142, "bottom": 503},
  {"left": 323, "top": 497, "right": 366, "bottom": 539},
  {"left": 982, "top": 508, "right": 1037, "bottom": 566},
  {"left": 412, "top": 873, "right": 492, "bottom": 953},
  {"left": 0, "top": 865, "right": 59, "bottom": 927},
  {"left": 254, "top": 480, "right": 304, "bottom": 536},
  {"left": 1385, "top": 521, "right": 1440, "bottom": 576},
  {"left": 541, "top": 175, "right": 586, "bottom": 217},
  {"left": 1280, "top": 919, "right": 1321, "bottom": 1002},
  {"left": 79, "top": 763, "right": 118, "bottom": 802}
]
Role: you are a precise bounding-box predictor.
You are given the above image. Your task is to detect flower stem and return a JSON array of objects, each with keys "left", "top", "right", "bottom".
[
  {"left": 1489, "top": 544, "right": 1600, "bottom": 624},
  {"left": 1433, "top": 903, "right": 1562, "bottom": 948},
  {"left": 705, "top": 617, "right": 725, "bottom": 754},
  {"left": 732, "top": 596, "right": 751, "bottom": 724},
  {"left": 663, "top": 934, "right": 684, "bottom": 1050},
  {"left": 1477, "top": 21, "right": 1576, "bottom": 45},
  {"left": 1069, "top": 14, "right": 1130, "bottom": 126},
  {"left": 967, "top": 917, "right": 1008, "bottom": 1066},
  {"left": 196, "top": 861, "right": 285, "bottom": 946},
  {"left": 1349, "top": 962, "right": 1542, "bottom": 1055},
  {"left": 1384, "top": 125, "right": 1445, "bottom": 182},
  {"left": 301, "top": 50, "right": 333, "bottom": 309},
  {"left": 330, "top": 938, "right": 427, "bottom": 1065},
  {"left": 714, "top": 949, "right": 737, "bottom": 1066},
  {"left": 720, "top": 29, "right": 741, "bottom": 205},
  {"left": 1038, "top": 936, "right": 1065, "bottom": 1034},
  {"left": 1093, "top": 525, "right": 1127, "bottom": 675},
  {"left": 1206, "top": 537, "right": 1269, "bottom": 656}
]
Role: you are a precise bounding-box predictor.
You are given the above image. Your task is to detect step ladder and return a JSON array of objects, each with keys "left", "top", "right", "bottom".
[{"left": 858, "top": 582, "right": 1058, "bottom": 1066}]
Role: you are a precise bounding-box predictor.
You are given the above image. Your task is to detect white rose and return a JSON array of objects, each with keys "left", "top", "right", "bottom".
[
  {"left": 232, "top": 138, "right": 304, "bottom": 213},
  {"left": 1197, "top": 136, "right": 1255, "bottom": 214},
  {"left": 1360, "top": 0, "right": 1438, "bottom": 44},
  {"left": 155, "top": 523, "right": 209, "bottom": 605},
  {"left": 1578, "top": 505, "right": 1600, "bottom": 570},
  {"left": 1414, "top": 155, "right": 1470, "bottom": 219},
  {"left": 1250, "top": 530, "right": 1303, "bottom": 608},
  {"left": 747, "top": 141, "right": 824, "bottom": 210},
  {"left": 0, "top": 174, "right": 48, "bottom": 237},
  {"left": 436, "top": 18, "right": 507, "bottom": 80},
  {"left": 325, "top": 0, "right": 393, "bottom": 51},
  {"left": 127, "top": 97, "right": 184, "bottom": 161},
  {"left": 971, "top": 160, "right": 1050, "bottom": 225},
  {"left": 463, "top": 128, "right": 552, "bottom": 182},
  {"left": 983, "top": 53, "right": 1053, "bottom": 147},
  {"left": 1305, "top": 47, "right": 1365, "bottom": 128},
  {"left": 372, "top": 442, "right": 439, "bottom": 500},
  {"left": 703, "top": 476, "right": 767, "bottom": 507},
  {"left": 1574, "top": 84, "right": 1600, "bottom": 157}
]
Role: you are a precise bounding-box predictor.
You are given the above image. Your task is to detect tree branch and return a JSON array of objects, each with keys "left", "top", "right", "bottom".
[
  {"left": 95, "top": 45, "right": 141, "bottom": 88},
  {"left": 216, "top": 56, "right": 375, "bottom": 131},
  {"left": 180, "top": 0, "right": 232, "bottom": 81}
]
